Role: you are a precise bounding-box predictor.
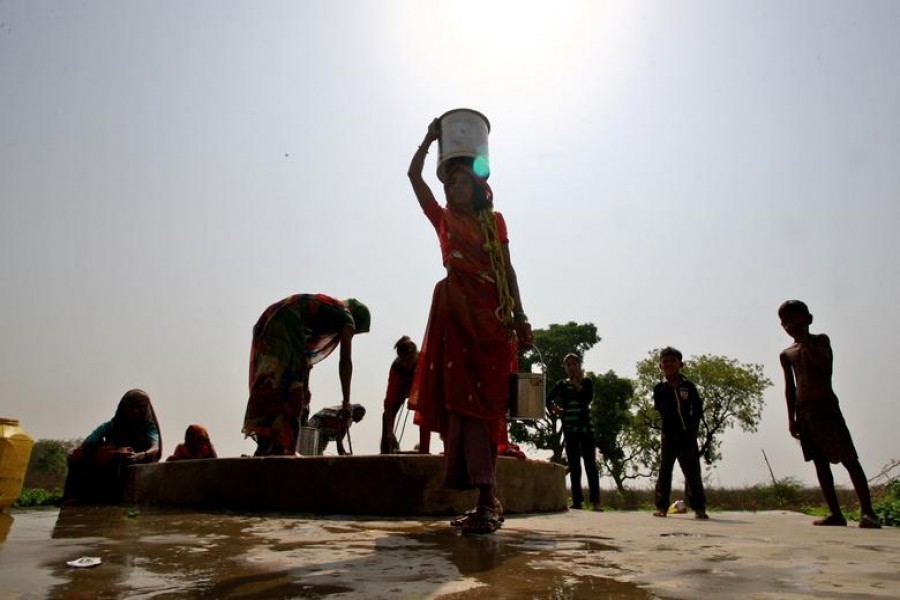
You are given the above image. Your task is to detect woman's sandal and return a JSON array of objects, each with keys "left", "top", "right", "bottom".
[
  {"left": 859, "top": 514, "right": 882, "bottom": 529},
  {"left": 461, "top": 505, "right": 503, "bottom": 535},
  {"left": 451, "top": 498, "right": 503, "bottom": 528},
  {"left": 450, "top": 509, "right": 478, "bottom": 528}
]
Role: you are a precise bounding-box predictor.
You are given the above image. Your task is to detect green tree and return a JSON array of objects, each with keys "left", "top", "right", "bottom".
[
  {"left": 590, "top": 370, "right": 653, "bottom": 493},
  {"left": 510, "top": 322, "right": 601, "bottom": 464},
  {"left": 23, "top": 438, "right": 80, "bottom": 490},
  {"left": 633, "top": 351, "right": 772, "bottom": 474}
]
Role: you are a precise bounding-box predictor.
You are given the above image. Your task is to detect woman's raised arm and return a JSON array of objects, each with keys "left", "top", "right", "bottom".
[{"left": 408, "top": 119, "right": 441, "bottom": 212}]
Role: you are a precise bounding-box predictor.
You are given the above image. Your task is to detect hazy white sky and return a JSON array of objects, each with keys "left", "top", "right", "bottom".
[{"left": 2, "top": 1, "right": 898, "bottom": 489}]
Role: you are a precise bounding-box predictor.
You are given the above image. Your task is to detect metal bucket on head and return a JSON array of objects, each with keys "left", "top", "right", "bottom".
[
  {"left": 437, "top": 108, "right": 490, "bottom": 182},
  {"left": 296, "top": 426, "right": 321, "bottom": 456}
]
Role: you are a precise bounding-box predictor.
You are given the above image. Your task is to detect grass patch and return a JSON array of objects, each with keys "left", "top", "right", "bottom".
[
  {"left": 579, "top": 482, "right": 881, "bottom": 517},
  {"left": 14, "top": 480, "right": 899, "bottom": 526}
]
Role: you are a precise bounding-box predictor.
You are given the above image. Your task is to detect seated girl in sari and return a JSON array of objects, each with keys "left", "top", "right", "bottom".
[{"left": 167, "top": 424, "right": 217, "bottom": 461}]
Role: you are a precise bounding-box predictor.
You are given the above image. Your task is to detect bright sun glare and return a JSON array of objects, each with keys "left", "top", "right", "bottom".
[{"left": 436, "top": 1, "right": 585, "bottom": 76}]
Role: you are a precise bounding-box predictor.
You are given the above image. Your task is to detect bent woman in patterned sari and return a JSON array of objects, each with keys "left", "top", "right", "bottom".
[
  {"left": 242, "top": 294, "right": 371, "bottom": 456},
  {"left": 407, "top": 118, "right": 533, "bottom": 534}
]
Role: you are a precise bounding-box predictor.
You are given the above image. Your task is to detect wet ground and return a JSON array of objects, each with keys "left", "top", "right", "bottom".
[
  {"left": 1, "top": 508, "right": 897, "bottom": 599},
  {"left": 0, "top": 507, "right": 649, "bottom": 599}
]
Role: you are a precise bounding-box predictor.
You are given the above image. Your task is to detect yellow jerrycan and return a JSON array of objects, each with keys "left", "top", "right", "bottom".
[{"left": 0, "top": 418, "right": 35, "bottom": 510}]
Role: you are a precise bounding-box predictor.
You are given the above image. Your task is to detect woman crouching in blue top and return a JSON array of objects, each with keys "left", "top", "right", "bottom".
[{"left": 63, "top": 389, "right": 162, "bottom": 504}]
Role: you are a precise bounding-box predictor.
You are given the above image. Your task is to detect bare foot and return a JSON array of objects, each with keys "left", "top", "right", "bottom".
[
  {"left": 813, "top": 514, "right": 847, "bottom": 526},
  {"left": 652, "top": 510, "right": 667, "bottom": 518}
]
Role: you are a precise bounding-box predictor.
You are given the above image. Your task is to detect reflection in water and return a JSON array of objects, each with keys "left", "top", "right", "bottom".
[
  {"left": 0, "top": 512, "right": 12, "bottom": 542},
  {"left": 405, "top": 528, "right": 650, "bottom": 599},
  {"left": 0, "top": 507, "right": 653, "bottom": 599}
]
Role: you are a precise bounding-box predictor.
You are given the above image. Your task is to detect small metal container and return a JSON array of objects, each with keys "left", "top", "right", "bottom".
[
  {"left": 296, "top": 426, "right": 321, "bottom": 456},
  {"left": 509, "top": 373, "right": 546, "bottom": 420}
]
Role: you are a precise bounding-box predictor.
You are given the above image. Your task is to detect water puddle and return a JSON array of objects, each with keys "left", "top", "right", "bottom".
[{"left": 1, "top": 507, "right": 655, "bottom": 598}]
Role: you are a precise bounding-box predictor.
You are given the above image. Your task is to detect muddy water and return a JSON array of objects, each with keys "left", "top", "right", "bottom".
[{"left": 0, "top": 507, "right": 654, "bottom": 599}]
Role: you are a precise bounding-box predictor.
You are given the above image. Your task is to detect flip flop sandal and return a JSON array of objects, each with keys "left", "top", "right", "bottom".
[
  {"left": 461, "top": 505, "right": 502, "bottom": 535},
  {"left": 450, "top": 508, "right": 478, "bottom": 528},
  {"left": 452, "top": 498, "right": 505, "bottom": 528},
  {"left": 462, "top": 514, "right": 502, "bottom": 534}
]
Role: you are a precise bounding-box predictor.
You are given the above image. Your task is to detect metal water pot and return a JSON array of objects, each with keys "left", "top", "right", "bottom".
[
  {"left": 509, "top": 373, "right": 546, "bottom": 420},
  {"left": 295, "top": 426, "right": 321, "bottom": 456},
  {"left": 437, "top": 108, "right": 490, "bottom": 182}
]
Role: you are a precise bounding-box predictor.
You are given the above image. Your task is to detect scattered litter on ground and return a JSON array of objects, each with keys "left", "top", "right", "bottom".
[{"left": 66, "top": 556, "right": 102, "bottom": 568}]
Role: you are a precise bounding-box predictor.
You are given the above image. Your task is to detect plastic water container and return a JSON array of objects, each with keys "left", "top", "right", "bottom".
[
  {"left": 0, "top": 418, "right": 34, "bottom": 510},
  {"left": 437, "top": 108, "right": 490, "bottom": 182}
]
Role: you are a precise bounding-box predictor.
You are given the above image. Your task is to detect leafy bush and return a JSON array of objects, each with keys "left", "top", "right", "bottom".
[
  {"left": 23, "top": 438, "right": 80, "bottom": 490},
  {"left": 750, "top": 476, "right": 804, "bottom": 507},
  {"left": 873, "top": 480, "right": 900, "bottom": 527},
  {"left": 12, "top": 488, "right": 63, "bottom": 508}
]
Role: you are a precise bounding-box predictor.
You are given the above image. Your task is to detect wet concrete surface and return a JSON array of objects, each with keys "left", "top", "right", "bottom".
[
  {"left": 0, "top": 507, "right": 649, "bottom": 599},
  {"left": 1, "top": 508, "right": 898, "bottom": 599}
]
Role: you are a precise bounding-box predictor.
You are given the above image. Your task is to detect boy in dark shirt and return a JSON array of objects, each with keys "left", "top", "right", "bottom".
[
  {"left": 547, "top": 353, "right": 601, "bottom": 510},
  {"left": 778, "top": 300, "right": 880, "bottom": 528},
  {"left": 652, "top": 347, "right": 708, "bottom": 519}
]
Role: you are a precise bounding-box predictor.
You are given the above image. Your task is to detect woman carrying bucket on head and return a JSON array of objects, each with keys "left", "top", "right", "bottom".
[{"left": 407, "top": 110, "right": 533, "bottom": 534}]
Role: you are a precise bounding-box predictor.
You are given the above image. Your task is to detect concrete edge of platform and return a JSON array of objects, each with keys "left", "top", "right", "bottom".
[{"left": 124, "top": 454, "right": 568, "bottom": 516}]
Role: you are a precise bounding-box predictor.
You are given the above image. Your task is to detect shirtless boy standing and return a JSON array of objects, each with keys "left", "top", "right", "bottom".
[{"left": 778, "top": 300, "right": 880, "bottom": 528}]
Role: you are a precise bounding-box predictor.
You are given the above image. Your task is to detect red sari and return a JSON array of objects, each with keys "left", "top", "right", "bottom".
[
  {"left": 167, "top": 424, "right": 217, "bottom": 461},
  {"left": 408, "top": 198, "right": 518, "bottom": 446}
]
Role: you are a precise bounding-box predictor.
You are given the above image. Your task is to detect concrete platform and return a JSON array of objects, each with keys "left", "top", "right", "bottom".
[{"left": 123, "top": 455, "right": 567, "bottom": 515}]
